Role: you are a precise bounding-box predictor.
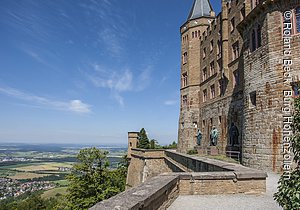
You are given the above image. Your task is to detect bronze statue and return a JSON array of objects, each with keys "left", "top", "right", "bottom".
[
  {"left": 210, "top": 127, "right": 219, "bottom": 146},
  {"left": 229, "top": 122, "right": 239, "bottom": 146},
  {"left": 196, "top": 129, "right": 202, "bottom": 146}
]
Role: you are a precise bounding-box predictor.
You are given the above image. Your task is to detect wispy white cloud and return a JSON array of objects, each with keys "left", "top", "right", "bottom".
[
  {"left": 69, "top": 100, "right": 91, "bottom": 113},
  {"left": 164, "top": 91, "right": 180, "bottom": 106},
  {"left": 85, "top": 63, "right": 152, "bottom": 106},
  {"left": 164, "top": 100, "right": 177, "bottom": 106},
  {"left": 0, "top": 86, "right": 91, "bottom": 114},
  {"left": 87, "top": 69, "right": 132, "bottom": 92},
  {"left": 22, "top": 48, "right": 46, "bottom": 64},
  {"left": 98, "top": 28, "right": 123, "bottom": 57},
  {"left": 79, "top": 0, "right": 128, "bottom": 58},
  {"left": 136, "top": 66, "right": 152, "bottom": 92}
]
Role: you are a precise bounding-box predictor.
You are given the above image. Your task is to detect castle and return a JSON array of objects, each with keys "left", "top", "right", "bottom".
[
  {"left": 178, "top": 0, "right": 300, "bottom": 172},
  {"left": 91, "top": 1, "right": 300, "bottom": 208}
]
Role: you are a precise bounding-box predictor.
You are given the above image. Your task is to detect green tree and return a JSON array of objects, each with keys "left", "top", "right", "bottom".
[
  {"left": 150, "top": 139, "right": 159, "bottom": 149},
  {"left": 66, "top": 147, "right": 124, "bottom": 209},
  {"left": 274, "top": 97, "right": 300, "bottom": 209},
  {"left": 162, "top": 141, "right": 177, "bottom": 149},
  {"left": 138, "top": 128, "right": 150, "bottom": 149}
]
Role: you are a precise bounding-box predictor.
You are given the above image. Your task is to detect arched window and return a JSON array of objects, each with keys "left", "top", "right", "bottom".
[{"left": 192, "top": 32, "right": 194, "bottom": 38}]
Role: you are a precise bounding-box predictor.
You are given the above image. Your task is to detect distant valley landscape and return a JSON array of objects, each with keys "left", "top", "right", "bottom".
[{"left": 0, "top": 143, "right": 127, "bottom": 201}]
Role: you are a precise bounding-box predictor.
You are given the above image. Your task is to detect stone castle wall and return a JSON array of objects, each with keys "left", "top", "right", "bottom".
[
  {"left": 178, "top": 0, "right": 300, "bottom": 172},
  {"left": 240, "top": 0, "right": 300, "bottom": 172}
]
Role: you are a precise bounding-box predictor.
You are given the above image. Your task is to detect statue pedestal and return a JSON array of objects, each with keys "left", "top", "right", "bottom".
[
  {"left": 195, "top": 146, "right": 220, "bottom": 156},
  {"left": 194, "top": 146, "right": 206, "bottom": 155},
  {"left": 207, "top": 146, "right": 219, "bottom": 156}
]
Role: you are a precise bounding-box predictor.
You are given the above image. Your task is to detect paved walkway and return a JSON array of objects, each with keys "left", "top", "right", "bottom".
[{"left": 167, "top": 172, "right": 283, "bottom": 210}]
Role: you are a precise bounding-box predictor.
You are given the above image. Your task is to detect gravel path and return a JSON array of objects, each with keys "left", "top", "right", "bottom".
[{"left": 167, "top": 172, "right": 283, "bottom": 210}]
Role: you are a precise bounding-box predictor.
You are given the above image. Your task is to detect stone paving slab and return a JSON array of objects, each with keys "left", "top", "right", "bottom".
[{"left": 167, "top": 172, "right": 283, "bottom": 210}]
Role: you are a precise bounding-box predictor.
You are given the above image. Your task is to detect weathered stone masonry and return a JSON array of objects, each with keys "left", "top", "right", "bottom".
[{"left": 178, "top": 0, "right": 300, "bottom": 172}]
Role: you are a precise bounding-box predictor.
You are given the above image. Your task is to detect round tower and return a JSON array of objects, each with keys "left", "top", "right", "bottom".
[{"left": 178, "top": 0, "right": 215, "bottom": 153}]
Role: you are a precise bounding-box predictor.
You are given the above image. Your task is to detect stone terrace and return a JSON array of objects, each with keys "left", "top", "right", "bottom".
[{"left": 91, "top": 150, "right": 268, "bottom": 210}]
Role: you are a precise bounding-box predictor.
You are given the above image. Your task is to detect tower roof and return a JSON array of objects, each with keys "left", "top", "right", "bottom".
[{"left": 187, "top": 0, "right": 214, "bottom": 20}]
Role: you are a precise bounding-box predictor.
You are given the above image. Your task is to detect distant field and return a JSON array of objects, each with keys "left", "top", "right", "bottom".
[
  {"left": 12, "top": 162, "right": 73, "bottom": 172},
  {"left": 53, "top": 179, "right": 69, "bottom": 186},
  {"left": 41, "top": 187, "right": 68, "bottom": 199},
  {"left": 0, "top": 169, "right": 16, "bottom": 177},
  {"left": 9, "top": 172, "right": 51, "bottom": 180},
  {"left": 0, "top": 162, "right": 41, "bottom": 169}
]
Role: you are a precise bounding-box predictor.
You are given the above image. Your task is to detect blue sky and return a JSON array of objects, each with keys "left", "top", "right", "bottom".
[{"left": 0, "top": 0, "right": 221, "bottom": 145}]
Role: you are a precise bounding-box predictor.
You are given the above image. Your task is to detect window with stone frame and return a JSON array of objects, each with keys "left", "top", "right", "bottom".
[
  {"left": 210, "top": 84, "right": 216, "bottom": 99},
  {"left": 193, "top": 121, "right": 198, "bottom": 128},
  {"left": 210, "top": 61, "right": 215, "bottom": 75},
  {"left": 210, "top": 40, "right": 214, "bottom": 52},
  {"left": 182, "top": 95, "right": 188, "bottom": 106},
  {"left": 217, "top": 40, "right": 222, "bottom": 56},
  {"left": 249, "top": 91, "right": 257, "bottom": 107},
  {"left": 231, "top": 18, "right": 235, "bottom": 32},
  {"left": 219, "top": 79, "right": 225, "bottom": 96},
  {"left": 232, "top": 41, "right": 240, "bottom": 60},
  {"left": 296, "top": 7, "right": 300, "bottom": 33},
  {"left": 217, "top": 59, "right": 222, "bottom": 72},
  {"left": 240, "top": 7, "right": 245, "bottom": 21},
  {"left": 183, "top": 52, "right": 187, "bottom": 64},
  {"left": 257, "top": 25, "right": 262, "bottom": 47},
  {"left": 233, "top": 70, "right": 240, "bottom": 87},
  {"left": 251, "top": 29, "right": 256, "bottom": 52},
  {"left": 182, "top": 72, "right": 188, "bottom": 87},
  {"left": 203, "top": 89, "right": 207, "bottom": 102},
  {"left": 250, "top": 25, "right": 262, "bottom": 52},
  {"left": 192, "top": 31, "right": 195, "bottom": 38},
  {"left": 203, "top": 67, "right": 208, "bottom": 81},
  {"left": 203, "top": 47, "right": 207, "bottom": 59}
]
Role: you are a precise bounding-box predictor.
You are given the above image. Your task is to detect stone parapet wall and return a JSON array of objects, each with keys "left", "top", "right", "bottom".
[
  {"left": 92, "top": 170, "right": 266, "bottom": 209},
  {"left": 178, "top": 172, "right": 266, "bottom": 195},
  {"left": 165, "top": 150, "right": 227, "bottom": 172},
  {"left": 126, "top": 149, "right": 267, "bottom": 188},
  {"left": 131, "top": 149, "right": 165, "bottom": 159},
  {"left": 91, "top": 174, "right": 179, "bottom": 210}
]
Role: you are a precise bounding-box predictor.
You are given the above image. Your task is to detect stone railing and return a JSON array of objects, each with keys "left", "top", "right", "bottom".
[
  {"left": 90, "top": 174, "right": 179, "bottom": 210},
  {"left": 131, "top": 148, "right": 166, "bottom": 159},
  {"left": 165, "top": 150, "right": 228, "bottom": 172},
  {"left": 91, "top": 170, "right": 266, "bottom": 209},
  {"left": 91, "top": 150, "right": 267, "bottom": 209}
]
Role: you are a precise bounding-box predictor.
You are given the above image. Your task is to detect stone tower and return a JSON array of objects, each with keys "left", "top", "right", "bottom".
[
  {"left": 178, "top": 0, "right": 215, "bottom": 153},
  {"left": 127, "top": 132, "right": 139, "bottom": 159}
]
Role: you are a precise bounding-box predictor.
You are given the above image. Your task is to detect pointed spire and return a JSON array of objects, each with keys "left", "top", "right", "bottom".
[{"left": 187, "top": 0, "right": 214, "bottom": 20}]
